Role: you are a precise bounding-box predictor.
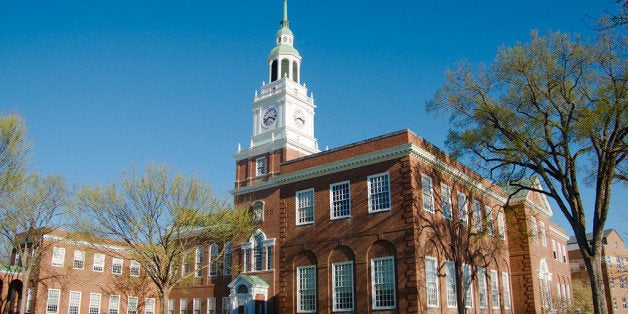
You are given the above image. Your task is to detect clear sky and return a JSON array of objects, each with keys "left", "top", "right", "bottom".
[{"left": 1, "top": 0, "right": 625, "bottom": 236}]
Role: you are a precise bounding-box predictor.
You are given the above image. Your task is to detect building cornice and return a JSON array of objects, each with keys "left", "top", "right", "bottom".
[
  {"left": 44, "top": 234, "right": 128, "bottom": 252},
  {"left": 231, "top": 142, "right": 506, "bottom": 204},
  {"left": 549, "top": 225, "right": 569, "bottom": 241}
]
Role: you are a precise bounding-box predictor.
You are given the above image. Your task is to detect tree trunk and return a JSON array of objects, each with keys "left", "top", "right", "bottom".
[
  {"left": 18, "top": 272, "right": 30, "bottom": 314},
  {"left": 160, "top": 287, "right": 172, "bottom": 314},
  {"left": 583, "top": 252, "right": 608, "bottom": 314},
  {"left": 455, "top": 263, "right": 465, "bottom": 314}
]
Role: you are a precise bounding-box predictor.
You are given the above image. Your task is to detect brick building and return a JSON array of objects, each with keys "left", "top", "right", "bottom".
[
  {"left": 568, "top": 229, "right": 628, "bottom": 313},
  {"left": 2, "top": 229, "right": 159, "bottom": 314},
  {"left": 501, "top": 178, "right": 573, "bottom": 313}
]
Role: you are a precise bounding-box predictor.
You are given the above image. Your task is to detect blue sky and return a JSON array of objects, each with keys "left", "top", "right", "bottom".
[{"left": 1, "top": 1, "right": 625, "bottom": 236}]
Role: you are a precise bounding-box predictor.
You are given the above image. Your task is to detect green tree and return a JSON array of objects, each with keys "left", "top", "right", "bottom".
[
  {"left": 0, "top": 173, "right": 69, "bottom": 314},
  {"left": 427, "top": 31, "right": 626, "bottom": 313},
  {"left": 76, "top": 163, "right": 255, "bottom": 314},
  {"left": 0, "top": 114, "right": 30, "bottom": 199}
]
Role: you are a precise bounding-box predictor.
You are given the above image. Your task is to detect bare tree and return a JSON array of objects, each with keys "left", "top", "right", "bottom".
[
  {"left": 427, "top": 31, "right": 627, "bottom": 313},
  {"left": 76, "top": 162, "right": 254, "bottom": 314},
  {"left": 0, "top": 173, "right": 69, "bottom": 314}
]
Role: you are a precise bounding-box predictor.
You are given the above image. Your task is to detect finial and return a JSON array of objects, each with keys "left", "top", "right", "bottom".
[
  {"left": 237, "top": 143, "right": 241, "bottom": 153},
  {"left": 281, "top": 0, "right": 290, "bottom": 28}
]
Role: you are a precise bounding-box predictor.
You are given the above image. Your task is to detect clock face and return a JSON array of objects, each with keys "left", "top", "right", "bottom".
[
  {"left": 262, "top": 107, "right": 278, "bottom": 128},
  {"left": 293, "top": 108, "right": 306, "bottom": 128}
]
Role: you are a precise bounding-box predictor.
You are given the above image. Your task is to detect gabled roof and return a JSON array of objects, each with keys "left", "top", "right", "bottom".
[
  {"left": 499, "top": 176, "right": 553, "bottom": 217},
  {"left": 228, "top": 274, "right": 270, "bottom": 289},
  {"left": 567, "top": 229, "right": 621, "bottom": 245}
]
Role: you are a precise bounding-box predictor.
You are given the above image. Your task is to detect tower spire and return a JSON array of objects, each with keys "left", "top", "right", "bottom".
[{"left": 281, "top": 0, "right": 289, "bottom": 28}]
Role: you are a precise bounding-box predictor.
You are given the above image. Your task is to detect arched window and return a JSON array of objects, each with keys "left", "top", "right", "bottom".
[
  {"left": 271, "top": 60, "right": 278, "bottom": 82},
  {"left": 209, "top": 244, "right": 219, "bottom": 277},
  {"left": 281, "top": 59, "right": 290, "bottom": 79},
  {"left": 242, "top": 230, "right": 275, "bottom": 273},
  {"left": 195, "top": 245, "right": 204, "bottom": 277},
  {"left": 223, "top": 242, "right": 233, "bottom": 276},
  {"left": 292, "top": 61, "right": 299, "bottom": 83}
]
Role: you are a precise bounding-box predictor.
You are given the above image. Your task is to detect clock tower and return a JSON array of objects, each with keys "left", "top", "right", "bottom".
[{"left": 234, "top": 0, "right": 318, "bottom": 186}]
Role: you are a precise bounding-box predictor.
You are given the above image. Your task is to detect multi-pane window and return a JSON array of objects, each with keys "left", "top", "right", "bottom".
[
  {"left": 266, "top": 245, "right": 273, "bottom": 270},
  {"left": 332, "top": 261, "right": 354, "bottom": 311},
  {"left": 463, "top": 264, "right": 473, "bottom": 308},
  {"left": 254, "top": 235, "right": 264, "bottom": 271},
  {"left": 73, "top": 250, "right": 85, "bottom": 270},
  {"left": 195, "top": 245, "right": 204, "bottom": 278},
  {"left": 368, "top": 172, "right": 391, "bottom": 213},
  {"left": 296, "top": 265, "right": 317, "bottom": 312},
  {"left": 623, "top": 297, "right": 627, "bottom": 309},
  {"left": 445, "top": 261, "right": 457, "bottom": 308},
  {"left": 255, "top": 157, "right": 266, "bottom": 176},
  {"left": 371, "top": 256, "right": 396, "bottom": 309},
  {"left": 458, "top": 193, "right": 468, "bottom": 225},
  {"left": 180, "top": 299, "right": 188, "bottom": 314},
  {"left": 485, "top": 206, "right": 494, "bottom": 236},
  {"left": 502, "top": 272, "right": 511, "bottom": 309},
  {"left": 223, "top": 243, "right": 232, "bottom": 276},
  {"left": 421, "top": 174, "right": 434, "bottom": 213},
  {"left": 330, "top": 181, "right": 351, "bottom": 219},
  {"left": 112, "top": 257, "right": 123, "bottom": 275},
  {"left": 130, "top": 260, "right": 140, "bottom": 277},
  {"left": 46, "top": 289, "right": 61, "bottom": 314},
  {"left": 145, "top": 298, "right": 155, "bottom": 314},
  {"left": 127, "top": 297, "right": 138, "bottom": 314},
  {"left": 207, "top": 298, "right": 216, "bottom": 314},
  {"left": 477, "top": 267, "right": 487, "bottom": 308},
  {"left": 296, "top": 189, "right": 315, "bottom": 225},
  {"left": 52, "top": 247, "right": 65, "bottom": 267},
  {"left": 540, "top": 222, "right": 547, "bottom": 246},
  {"left": 108, "top": 295, "right": 120, "bottom": 314},
  {"left": 93, "top": 253, "right": 105, "bottom": 272},
  {"left": 497, "top": 212, "right": 506, "bottom": 240},
  {"left": 472, "top": 200, "right": 482, "bottom": 231},
  {"left": 491, "top": 270, "right": 500, "bottom": 309},
  {"left": 69, "top": 291, "right": 81, "bottom": 314},
  {"left": 552, "top": 240, "right": 557, "bottom": 259},
  {"left": 168, "top": 300, "right": 174, "bottom": 314},
  {"left": 90, "top": 293, "right": 101, "bottom": 314},
  {"left": 531, "top": 216, "right": 538, "bottom": 243},
  {"left": 441, "top": 184, "right": 452, "bottom": 220},
  {"left": 193, "top": 299, "right": 201, "bottom": 314},
  {"left": 563, "top": 245, "right": 567, "bottom": 263},
  {"left": 425, "top": 256, "right": 439, "bottom": 308},
  {"left": 209, "top": 244, "right": 219, "bottom": 276},
  {"left": 221, "top": 297, "right": 230, "bottom": 314}
]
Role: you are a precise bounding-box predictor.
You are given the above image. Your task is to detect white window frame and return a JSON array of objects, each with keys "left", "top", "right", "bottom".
[
  {"left": 73, "top": 250, "right": 85, "bottom": 270},
  {"left": 89, "top": 293, "right": 101, "bottom": 314},
  {"left": 52, "top": 247, "right": 65, "bottom": 267},
  {"left": 425, "top": 256, "right": 439, "bottom": 308},
  {"left": 441, "top": 183, "right": 453, "bottom": 220},
  {"left": 221, "top": 297, "right": 230, "bottom": 314},
  {"left": 332, "top": 261, "right": 354, "bottom": 311},
  {"left": 195, "top": 245, "right": 204, "bottom": 278},
  {"left": 47, "top": 289, "right": 61, "bottom": 314},
  {"left": 69, "top": 291, "right": 81, "bottom": 314},
  {"left": 168, "top": 300, "right": 174, "bottom": 314},
  {"left": 255, "top": 157, "right": 266, "bottom": 176},
  {"left": 296, "top": 265, "right": 317, "bottom": 313},
  {"left": 223, "top": 242, "right": 232, "bottom": 276},
  {"left": 458, "top": 193, "right": 468, "bottom": 225},
  {"left": 552, "top": 240, "right": 557, "bottom": 259},
  {"left": 485, "top": 205, "right": 494, "bottom": 236},
  {"left": 463, "top": 264, "right": 473, "bottom": 308},
  {"left": 491, "top": 270, "right": 500, "bottom": 309},
  {"left": 371, "top": 256, "right": 396, "bottom": 310},
  {"left": 108, "top": 295, "right": 120, "bottom": 314},
  {"left": 497, "top": 212, "right": 506, "bottom": 240},
  {"left": 207, "top": 298, "right": 216, "bottom": 314},
  {"left": 93, "top": 253, "right": 105, "bottom": 272},
  {"left": 145, "top": 298, "right": 155, "bottom": 314},
  {"left": 421, "top": 174, "right": 434, "bottom": 213},
  {"left": 540, "top": 221, "right": 547, "bottom": 246},
  {"left": 445, "top": 261, "right": 457, "bottom": 308},
  {"left": 330, "top": 181, "right": 351, "bottom": 219},
  {"left": 477, "top": 267, "right": 487, "bottom": 309},
  {"left": 127, "top": 297, "right": 138, "bottom": 314},
  {"left": 193, "top": 298, "right": 201, "bottom": 314},
  {"left": 472, "top": 200, "right": 482, "bottom": 231},
  {"left": 502, "top": 272, "right": 511, "bottom": 309},
  {"left": 367, "top": 172, "right": 391, "bottom": 213},
  {"left": 180, "top": 298, "right": 188, "bottom": 314},
  {"left": 296, "top": 188, "right": 315, "bottom": 225},
  {"left": 112, "top": 257, "right": 123, "bottom": 275},
  {"left": 209, "top": 244, "right": 219, "bottom": 276},
  {"left": 531, "top": 216, "right": 538, "bottom": 243},
  {"left": 130, "top": 260, "right": 140, "bottom": 277}
]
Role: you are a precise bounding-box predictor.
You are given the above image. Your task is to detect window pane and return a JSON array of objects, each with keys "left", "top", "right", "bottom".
[
  {"left": 330, "top": 181, "right": 351, "bottom": 218},
  {"left": 332, "top": 262, "right": 354, "bottom": 311},
  {"left": 296, "top": 189, "right": 314, "bottom": 224},
  {"left": 441, "top": 184, "right": 452, "bottom": 219},
  {"left": 108, "top": 295, "right": 120, "bottom": 314},
  {"left": 69, "top": 291, "right": 81, "bottom": 314},
  {"left": 297, "top": 265, "right": 316, "bottom": 312},
  {"left": 89, "top": 293, "right": 101, "bottom": 314},
  {"left": 445, "top": 261, "right": 457, "bottom": 308},
  {"left": 372, "top": 256, "right": 396, "bottom": 309},
  {"left": 425, "top": 256, "right": 439, "bottom": 308},
  {"left": 421, "top": 174, "right": 434, "bottom": 213},
  {"left": 368, "top": 173, "right": 391, "bottom": 212}
]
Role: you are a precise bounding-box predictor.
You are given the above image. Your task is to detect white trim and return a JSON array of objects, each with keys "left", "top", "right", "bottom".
[
  {"left": 549, "top": 225, "right": 570, "bottom": 241},
  {"left": 44, "top": 234, "right": 128, "bottom": 252},
  {"left": 232, "top": 143, "right": 507, "bottom": 205}
]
